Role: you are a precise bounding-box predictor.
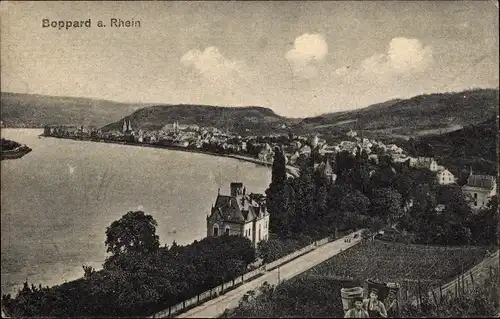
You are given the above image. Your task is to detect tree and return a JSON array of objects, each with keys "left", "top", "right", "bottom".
[
  {"left": 407, "top": 137, "right": 418, "bottom": 157},
  {"left": 346, "top": 165, "right": 372, "bottom": 194},
  {"left": 369, "top": 187, "right": 403, "bottom": 227},
  {"left": 266, "top": 146, "right": 287, "bottom": 232},
  {"left": 437, "top": 186, "right": 472, "bottom": 221},
  {"left": 335, "top": 150, "right": 356, "bottom": 179},
  {"left": 104, "top": 211, "right": 160, "bottom": 258},
  {"left": 468, "top": 195, "right": 498, "bottom": 246},
  {"left": 292, "top": 158, "right": 316, "bottom": 235},
  {"left": 82, "top": 265, "right": 96, "bottom": 279},
  {"left": 393, "top": 173, "right": 413, "bottom": 202},
  {"left": 271, "top": 146, "right": 286, "bottom": 186}
]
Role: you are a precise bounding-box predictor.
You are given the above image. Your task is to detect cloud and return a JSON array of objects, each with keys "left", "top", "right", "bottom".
[
  {"left": 388, "top": 37, "right": 433, "bottom": 71},
  {"left": 180, "top": 46, "right": 245, "bottom": 82},
  {"left": 360, "top": 37, "right": 433, "bottom": 75},
  {"left": 286, "top": 33, "right": 328, "bottom": 79},
  {"left": 180, "top": 46, "right": 267, "bottom": 106}
]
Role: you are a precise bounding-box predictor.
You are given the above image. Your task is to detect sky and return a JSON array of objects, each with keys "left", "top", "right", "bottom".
[{"left": 1, "top": 1, "right": 498, "bottom": 118}]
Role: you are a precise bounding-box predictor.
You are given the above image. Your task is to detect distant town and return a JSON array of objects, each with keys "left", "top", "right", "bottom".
[{"left": 43, "top": 118, "right": 496, "bottom": 211}]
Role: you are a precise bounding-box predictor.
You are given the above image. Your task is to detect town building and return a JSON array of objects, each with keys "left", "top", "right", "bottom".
[
  {"left": 286, "top": 151, "right": 300, "bottom": 165},
  {"left": 410, "top": 157, "right": 438, "bottom": 171},
  {"left": 462, "top": 174, "right": 497, "bottom": 209},
  {"left": 206, "top": 183, "right": 270, "bottom": 248},
  {"left": 299, "top": 145, "right": 312, "bottom": 155},
  {"left": 122, "top": 118, "right": 133, "bottom": 133},
  {"left": 314, "top": 157, "right": 337, "bottom": 184},
  {"left": 346, "top": 130, "right": 357, "bottom": 138},
  {"left": 258, "top": 144, "right": 274, "bottom": 162},
  {"left": 310, "top": 135, "right": 319, "bottom": 148},
  {"left": 436, "top": 168, "right": 455, "bottom": 185},
  {"left": 162, "top": 122, "right": 200, "bottom": 134}
]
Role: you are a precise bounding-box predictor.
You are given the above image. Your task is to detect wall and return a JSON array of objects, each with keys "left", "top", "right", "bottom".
[
  {"left": 437, "top": 171, "right": 455, "bottom": 185},
  {"left": 222, "top": 222, "right": 243, "bottom": 236},
  {"left": 243, "top": 222, "right": 254, "bottom": 243},
  {"left": 150, "top": 234, "right": 334, "bottom": 318},
  {"left": 208, "top": 221, "right": 244, "bottom": 237},
  {"left": 463, "top": 186, "right": 495, "bottom": 209},
  {"left": 254, "top": 215, "right": 269, "bottom": 245}
]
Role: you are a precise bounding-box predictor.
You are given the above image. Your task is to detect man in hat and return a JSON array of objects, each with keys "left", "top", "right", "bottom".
[
  {"left": 344, "top": 296, "right": 369, "bottom": 318},
  {"left": 363, "top": 288, "right": 387, "bottom": 318}
]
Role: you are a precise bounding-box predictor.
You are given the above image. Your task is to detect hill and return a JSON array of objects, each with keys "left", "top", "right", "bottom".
[
  {"left": 0, "top": 92, "right": 146, "bottom": 128},
  {"left": 295, "top": 88, "right": 498, "bottom": 139},
  {"left": 101, "top": 104, "right": 298, "bottom": 136},
  {"left": 2, "top": 88, "right": 497, "bottom": 139},
  {"left": 407, "top": 116, "right": 498, "bottom": 175}
]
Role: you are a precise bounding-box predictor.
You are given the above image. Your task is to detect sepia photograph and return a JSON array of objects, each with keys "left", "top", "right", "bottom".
[{"left": 1, "top": 1, "right": 499, "bottom": 318}]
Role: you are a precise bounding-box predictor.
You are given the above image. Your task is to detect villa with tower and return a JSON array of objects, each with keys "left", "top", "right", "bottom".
[{"left": 207, "top": 182, "right": 270, "bottom": 248}]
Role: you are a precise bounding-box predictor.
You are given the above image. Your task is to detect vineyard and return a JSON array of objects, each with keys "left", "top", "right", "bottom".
[
  {"left": 228, "top": 241, "right": 489, "bottom": 318},
  {"left": 305, "top": 240, "right": 487, "bottom": 284}
]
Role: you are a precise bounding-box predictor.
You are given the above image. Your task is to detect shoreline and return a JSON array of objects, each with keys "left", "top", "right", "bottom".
[
  {"left": 1, "top": 145, "right": 32, "bottom": 160},
  {"left": 40, "top": 134, "right": 276, "bottom": 169}
]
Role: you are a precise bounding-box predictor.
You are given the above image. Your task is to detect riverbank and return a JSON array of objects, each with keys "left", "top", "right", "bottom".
[
  {"left": 1, "top": 144, "right": 32, "bottom": 160},
  {"left": 40, "top": 135, "right": 277, "bottom": 168},
  {"left": 40, "top": 135, "right": 302, "bottom": 177}
]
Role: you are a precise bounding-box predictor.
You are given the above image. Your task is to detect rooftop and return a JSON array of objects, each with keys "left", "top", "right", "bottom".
[{"left": 465, "top": 175, "right": 496, "bottom": 190}]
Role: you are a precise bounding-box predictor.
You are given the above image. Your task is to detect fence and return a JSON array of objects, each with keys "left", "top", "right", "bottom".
[
  {"left": 151, "top": 234, "right": 337, "bottom": 318},
  {"left": 400, "top": 250, "right": 500, "bottom": 312}
]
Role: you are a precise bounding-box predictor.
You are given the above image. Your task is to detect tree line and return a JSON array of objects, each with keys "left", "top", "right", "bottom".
[
  {"left": 2, "top": 211, "right": 256, "bottom": 317},
  {"left": 265, "top": 146, "right": 498, "bottom": 247}
]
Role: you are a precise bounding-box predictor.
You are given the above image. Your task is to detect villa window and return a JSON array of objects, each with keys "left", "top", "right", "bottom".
[
  {"left": 225, "top": 227, "right": 230, "bottom": 236},
  {"left": 213, "top": 226, "right": 219, "bottom": 237}
]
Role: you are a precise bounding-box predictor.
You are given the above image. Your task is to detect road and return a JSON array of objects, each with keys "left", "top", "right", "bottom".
[
  {"left": 226, "top": 154, "right": 300, "bottom": 177},
  {"left": 175, "top": 229, "right": 364, "bottom": 318}
]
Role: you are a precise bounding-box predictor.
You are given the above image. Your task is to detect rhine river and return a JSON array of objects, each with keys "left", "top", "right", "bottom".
[{"left": 1, "top": 129, "right": 272, "bottom": 296}]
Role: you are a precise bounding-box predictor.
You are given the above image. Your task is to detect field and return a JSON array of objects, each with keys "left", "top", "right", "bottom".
[
  {"left": 305, "top": 240, "right": 487, "bottom": 284},
  {"left": 228, "top": 241, "right": 488, "bottom": 318}
]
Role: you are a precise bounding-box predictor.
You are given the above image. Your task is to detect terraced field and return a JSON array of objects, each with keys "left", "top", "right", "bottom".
[{"left": 229, "top": 241, "right": 488, "bottom": 318}]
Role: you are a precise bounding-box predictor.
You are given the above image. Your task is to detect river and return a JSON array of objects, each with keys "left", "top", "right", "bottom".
[{"left": 0, "top": 129, "right": 271, "bottom": 296}]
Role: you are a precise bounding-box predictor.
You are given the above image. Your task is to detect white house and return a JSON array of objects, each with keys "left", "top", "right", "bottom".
[
  {"left": 207, "top": 183, "right": 270, "bottom": 248},
  {"left": 436, "top": 169, "right": 455, "bottom": 185},
  {"left": 462, "top": 174, "right": 497, "bottom": 209}
]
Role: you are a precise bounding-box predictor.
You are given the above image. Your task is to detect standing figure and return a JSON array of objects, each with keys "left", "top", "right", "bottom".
[
  {"left": 363, "top": 288, "right": 387, "bottom": 318},
  {"left": 344, "top": 297, "right": 369, "bottom": 318}
]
